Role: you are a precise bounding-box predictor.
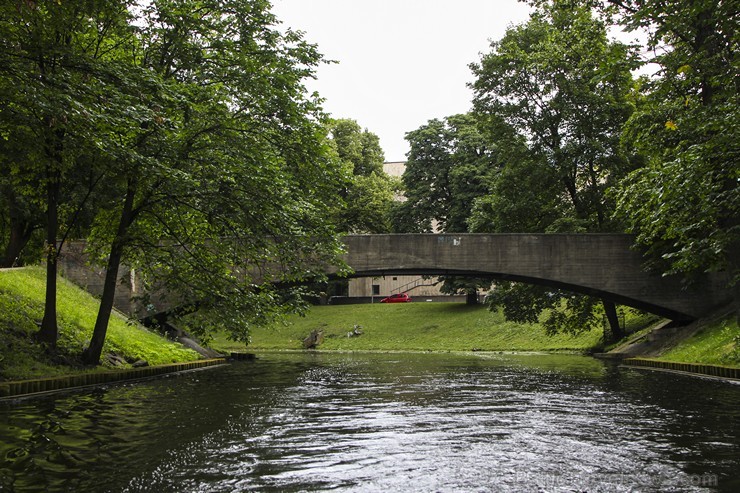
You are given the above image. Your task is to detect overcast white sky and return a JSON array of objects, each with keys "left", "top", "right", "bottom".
[{"left": 271, "top": 0, "right": 532, "bottom": 162}]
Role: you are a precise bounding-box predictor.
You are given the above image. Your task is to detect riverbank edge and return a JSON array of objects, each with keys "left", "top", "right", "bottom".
[
  {"left": 623, "top": 357, "right": 740, "bottom": 382},
  {"left": 236, "top": 348, "right": 591, "bottom": 356},
  {"left": 3, "top": 350, "right": 739, "bottom": 402},
  {"left": 0, "top": 358, "right": 227, "bottom": 400},
  {"left": 235, "top": 348, "right": 740, "bottom": 384}
]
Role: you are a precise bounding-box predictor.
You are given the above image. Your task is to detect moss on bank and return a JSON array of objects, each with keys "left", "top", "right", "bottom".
[{"left": 0, "top": 267, "right": 200, "bottom": 381}]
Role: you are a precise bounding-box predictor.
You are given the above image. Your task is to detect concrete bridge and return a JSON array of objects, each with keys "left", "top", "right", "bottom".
[
  {"left": 335, "top": 234, "right": 730, "bottom": 321},
  {"left": 59, "top": 234, "right": 732, "bottom": 321}
]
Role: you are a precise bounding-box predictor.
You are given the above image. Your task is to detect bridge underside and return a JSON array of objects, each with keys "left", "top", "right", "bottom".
[
  {"left": 332, "top": 269, "right": 688, "bottom": 320},
  {"left": 335, "top": 234, "right": 733, "bottom": 321}
]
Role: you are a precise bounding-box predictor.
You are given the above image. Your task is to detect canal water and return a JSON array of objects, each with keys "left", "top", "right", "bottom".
[{"left": 1, "top": 352, "right": 739, "bottom": 492}]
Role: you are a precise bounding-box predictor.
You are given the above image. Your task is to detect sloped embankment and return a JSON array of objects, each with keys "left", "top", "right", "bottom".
[{"left": 0, "top": 267, "right": 201, "bottom": 382}]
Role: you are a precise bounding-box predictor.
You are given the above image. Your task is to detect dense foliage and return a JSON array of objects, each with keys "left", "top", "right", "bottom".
[
  {"left": 395, "top": 114, "right": 495, "bottom": 234},
  {"left": 0, "top": 0, "right": 348, "bottom": 363},
  {"left": 397, "top": 0, "right": 736, "bottom": 337},
  {"left": 603, "top": 0, "right": 739, "bottom": 285},
  {"left": 469, "top": 1, "right": 638, "bottom": 338},
  {"left": 470, "top": 2, "right": 636, "bottom": 232},
  {"left": 477, "top": 0, "right": 736, "bottom": 335},
  {"left": 326, "top": 118, "right": 398, "bottom": 234}
]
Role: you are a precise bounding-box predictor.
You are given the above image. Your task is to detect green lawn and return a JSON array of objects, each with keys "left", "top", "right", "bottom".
[
  {"left": 210, "top": 302, "right": 605, "bottom": 353},
  {"left": 0, "top": 267, "right": 200, "bottom": 381},
  {"left": 656, "top": 317, "right": 740, "bottom": 367}
]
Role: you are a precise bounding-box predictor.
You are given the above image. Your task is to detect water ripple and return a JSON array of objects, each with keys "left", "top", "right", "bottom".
[{"left": 1, "top": 352, "right": 738, "bottom": 492}]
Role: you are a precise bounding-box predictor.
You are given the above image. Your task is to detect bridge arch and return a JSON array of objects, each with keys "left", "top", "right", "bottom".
[{"left": 335, "top": 234, "right": 731, "bottom": 321}]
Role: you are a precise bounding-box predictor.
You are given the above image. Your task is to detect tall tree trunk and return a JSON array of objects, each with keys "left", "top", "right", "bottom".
[
  {"left": 36, "top": 168, "right": 60, "bottom": 347},
  {"left": 588, "top": 159, "right": 606, "bottom": 229},
  {"left": 82, "top": 181, "right": 136, "bottom": 365},
  {"left": 562, "top": 175, "right": 585, "bottom": 221},
  {"left": 603, "top": 300, "right": 624, "bottom": 343}
]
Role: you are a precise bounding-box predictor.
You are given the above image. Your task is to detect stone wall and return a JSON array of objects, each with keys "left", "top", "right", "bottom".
[{"left": 57, "top": 241, "right": 142, "bottom": 315}]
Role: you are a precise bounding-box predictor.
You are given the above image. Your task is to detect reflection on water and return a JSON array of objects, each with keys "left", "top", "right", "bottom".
[{"left": 1, "top": 352, "right": 739, "bottom": 492}]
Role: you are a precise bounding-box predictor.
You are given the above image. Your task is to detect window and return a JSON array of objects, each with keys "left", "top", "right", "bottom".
[{"left": 372, "top": 284, "right": 380, "bottom": 296}]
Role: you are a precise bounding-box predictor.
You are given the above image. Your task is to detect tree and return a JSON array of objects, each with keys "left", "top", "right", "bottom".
[
  {"left": 470, "top": 1, "right": 636, "bottom": 231},
  {"left": 337, "top": 173, "right": 398, "bottom": 234},
  {"left": 0, "top": 137, "right": 43, "bottom": 267},
  {"left": 397, "top": 114, "right": 496, "bottom": 233},
  {"left": 468, "top": 1, "right": 637, "bottom": 339},
  {"left": 1, "top": 0, "right": 348, "bottom": 363},
  {"left": 600, "top": 0, "right": 739, "bottom": 287},
  {"left": 326, "top": 118, "right": 398, "bottom": 233},
  {"left": 467, "top": 118, "right": 564, "bottom": 234},
  {"left": 79, "top": 0, "right": 347, "bottom": 364},
  {"left": 0, "top": 0, "right": 139, "bottom": 347},
  {"left": 328, "top": 118, "right": 385, "bottom": 176}
]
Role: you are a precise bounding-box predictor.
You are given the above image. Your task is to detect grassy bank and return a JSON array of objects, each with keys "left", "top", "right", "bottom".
[
  {"left": 656, "top": 317, "right": 740, "bottom": 367},
  {"left": 0, "top": 267, "right": 200, "bottom": 381},
  {"left": 210, "top": 303, "right": 606, "bottom": 353},
  {"left": 2, "top": 266, "right": 736, "bottom": 383}
]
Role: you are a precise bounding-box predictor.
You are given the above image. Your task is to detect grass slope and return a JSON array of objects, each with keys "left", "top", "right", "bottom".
[
  {"left": 0, "top": 267, "right": 200, "bottom": 381},
  {"left": 656, "top": 317, "right": 740, "bottom": 367},
  {"left": 211, "top": 303, "right": 605, "bottom": 353}
]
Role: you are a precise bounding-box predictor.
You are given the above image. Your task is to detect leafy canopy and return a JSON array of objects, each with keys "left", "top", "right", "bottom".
[
  {"left": 468, "top": 0, "right": 637, "bottom": 336},
  {"left": 326, "top": 118, "right": 398, "bottom": 234},
  {"left": 603, "top": 0, "right": 740, "bottom": 284},
  {"left": 0, "top": 0, "right": 351, "bottom": 358}
]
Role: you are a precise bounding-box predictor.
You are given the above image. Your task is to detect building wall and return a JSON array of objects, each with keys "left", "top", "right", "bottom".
[
  {"left": 382, "top": 161, "right": 406, "bottom": 178},
  {"left": 348, "top": 275, "right": 442, "bottom": 298}
]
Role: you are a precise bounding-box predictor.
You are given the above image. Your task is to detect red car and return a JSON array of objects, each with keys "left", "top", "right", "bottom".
[{"left": 380, "top": 293, "right": 412, "bottom": 303}]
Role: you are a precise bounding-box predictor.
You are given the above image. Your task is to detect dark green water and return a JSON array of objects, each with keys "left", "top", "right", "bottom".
[{"left": 1, "top": 352, "right": 739, "bottom": 492}]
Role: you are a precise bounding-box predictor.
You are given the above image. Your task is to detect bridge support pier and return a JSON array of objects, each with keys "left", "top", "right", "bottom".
[{"left": 603, "top": 301, "right": 624, "bottom": 342}]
